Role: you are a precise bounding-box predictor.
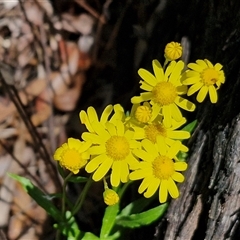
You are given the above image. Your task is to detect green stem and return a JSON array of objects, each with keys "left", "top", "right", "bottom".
[
  {"left": 163, "top": 59, "right": 169, "bottom": 70},
  {"left": 71, "top": 177, "right": 92, "bottom": 216},
  {"left": 56, "top": 172, "right": 73, "bottom": 240},
  {"left": 117, "top": 180, "right": 132, "bottom": 199}
]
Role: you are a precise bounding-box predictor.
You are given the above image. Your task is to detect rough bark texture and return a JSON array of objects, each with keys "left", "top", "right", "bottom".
[{"left": 150, "top": 1, "right": 240, "bottom": 239}]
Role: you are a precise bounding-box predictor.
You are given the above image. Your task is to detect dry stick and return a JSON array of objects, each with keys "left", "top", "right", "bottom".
[
  {"left": 0, "top": 140, "right": 47, "bottom": 194},
  {"left": 0, "top": 73, "right": 62, "bottom": 191},
  {"left": 74, "top": 0, "right": 106, "bottom": 24}
]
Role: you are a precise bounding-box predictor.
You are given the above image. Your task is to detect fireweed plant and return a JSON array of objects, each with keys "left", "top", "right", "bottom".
[{"left": 9, "top": 42, "right": 225, "bottom": 239}]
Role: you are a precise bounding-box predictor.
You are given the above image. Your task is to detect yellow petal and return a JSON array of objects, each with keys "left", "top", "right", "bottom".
[
  {"left": 183, "top": 76, "right": 201, "bottom": 85},
  {"left": 196, "top": 85, "right": 208, "bottom": 103},
  {"left": 87, "top": 106, "right": 98, "bottom": 122},
  {"left": 152, "top": 60, "right": 164, "bottom": 81},
  {"left": 105, "top": 122, "right": 117, "bottom": 136},
  {"left": 214, "top": 63, "right": 223, "bottom": 71},
  {"left": 93, "top": 157, "right": 112, "bottom": 181},
  {"left": 209, "top": 85, "right": 218, "bottom": 103},
  {"left": 204, "top": 59, "right": 213, "bottom": 68},
  {"left": 100, "top": 105, "right": 113, "bottom": 124},
  {"left": 79, "top": 110, "right": 94, "bottom": 132},
  {"left": 89, "top": 146, "right": 105, "bottom": 155},
  {"left": 120, "top": 161, "right": 129, "bottom": 183},
  {"left": 175, "top": 96, "right": 196, "bottom": 112},
  {"left": 138, "top": 68, "right": 157, "bottom": 86},
  {"left": 116, "top": 121, "right": 124, "bottom": 136},
  {"left": 159, "top": 180, "right": 168, "bottom": 203},
  {"left": 162, "top": 105, "right": 172, "bottom": 128},
  {"left": 169, "top": 61, "right": 184, "bottom": 84},
  {"left": 111, "top": 161, "right": 121, "bottom": 187},
  {"left": 167, "top": 141, "right": 181, "bottom": 159},
  {"left": 167, "top": 130, "right": 190, "bottom": 139},
  {"left": 133, "top": 148, "right": 154, "bottom": 162},
  {"left": 140, "top": 81, "right": 153, "bottom": 91},
  {"left": 196, "top": 59, "right": 208, "bottom": 68},
  {"left": 172, "top": 172, "right": 184, "bottom": 183},
  {"left": 139, "top": 176, "right": 152, "bottom": 193},
  {"left": 187, "top": 82, "right": 203, "bottom": 95},
  {"left": 167, "top": 178, "right": 179, "bottom": 199},
  {"left": 141, "top": 139, "right": 158, "bottom": 157},
  {"left": 85, "top": 154, "right": 106, "bottom": 173},
  {"left": 170, "top": 103, "right": 183, "bottom": 122},
  {"left": 174, "top": 161, "right": 188, "bottom": 171},
  {"left": 144, "top": 178, "right": 160, "bottom": 198},
  {"left": 188, "top": 62, "right": 204, "bottom": 72}
]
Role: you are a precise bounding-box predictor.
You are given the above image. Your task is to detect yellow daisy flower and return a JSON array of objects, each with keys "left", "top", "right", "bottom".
[
  {"left": 164, "top": 42, "right": 182, "bottom": 61},
  {"left": 53, "top": 138, "right": 91, "bottom": 174},
  {"left": 129, "top": 139, "right": 187, "bottom": 203},
  {"left": 131, "top": 60, "right": 195, "bottom": 127},
  {"left": 133, "top": 117, "right": 190, "bottom": 153},
  {"left": 79, "top": 104, "right": 124, "bottom": 133},
  {"left": 83, "top": 120, "right": 140, "bottom": 187},
  {"left": 183, "top": 59, "right": 225, "bottom": 103}
]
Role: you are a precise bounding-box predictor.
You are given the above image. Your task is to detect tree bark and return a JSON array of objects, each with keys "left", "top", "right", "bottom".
[{"left": 151, "top": 1, "right": 240, "bottom": 239}]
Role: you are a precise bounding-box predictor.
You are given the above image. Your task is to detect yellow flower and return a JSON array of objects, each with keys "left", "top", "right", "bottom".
[
  {"left": 53, "top": 138, "right": 91, "bottom": 174},
  {"left": 131, "top": 60, "right": 195, "bottom": 127},
  {"left": 79, "top": 104, "right": 124, "bottom": 133},
  {"left": 103, "top": 189, "right": 119, "bottom": 206},
  {"left": 164, "top": 42, "right": 182, "bottom": 60},
  {"left": 83, "top": 119, "right": 140, "bottom": 187},
  {"left": 129, "top": 139, "right": 187, "bottom": 203},
  {"left": 133, "top": 117, "right": 190, "bottom": 153},
  {"left": 125, "top": 102, "right": 159, "bottom": 128},
  {"left": 183, "top": 59, "right": 225, "bottom": 103}
]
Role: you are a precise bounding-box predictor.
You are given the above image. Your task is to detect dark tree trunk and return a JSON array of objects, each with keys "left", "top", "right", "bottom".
[{"left": 148, "top": 0, "right": 240, "bottom": 239}]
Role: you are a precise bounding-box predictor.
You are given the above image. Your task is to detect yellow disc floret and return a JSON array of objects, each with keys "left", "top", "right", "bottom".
[
  {"left": 152, "top": 82, "right": 177, "bottom": 106},
  {"left": 152, "top": 156, "right": 175, "bottom": 179},
  {"left": 106, "top": 136, "right": 130, "bottom": 160},
  {"left": 145, "top": 123, "right": 167, "bottom": 143},
  {"left": 201, "top": 68, "right": 219, "bottom": 86}
]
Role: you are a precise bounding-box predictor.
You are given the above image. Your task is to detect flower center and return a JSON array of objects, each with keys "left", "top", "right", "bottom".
[
  {"left": 145, "top": 123, "right": 167, "bottom": 143},
  {"left": 106, "top": 136, "right": 130, "bottom": 160},
  {"left": 201, "top": 68, "right": 219, "bottom": 86},
  {"left": 152, "top": 82, "right": 177, "bottom": 105},
  {"left": 62, "top": 149, "right": 84, "bottom": 172},
  {"left": 135, "top": 105, "right": 151, "bottom": 123},
  {"left": 152, "top": 156, "right": 175, "bottom": 179}
]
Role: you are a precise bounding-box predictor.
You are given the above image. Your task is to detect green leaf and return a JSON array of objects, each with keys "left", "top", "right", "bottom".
[
  {"left": 54, "top": 211, "right": 82, "bottom": 239},
  {"left": 82, "top": 232, "right": 100, "bottom": 240},
  {"left": 182, "top": 120, "right": 198, "bottom": 133},
  {"left": 100, "top": 203, "right": 120, "bottom": 239},
  {"left": 116, "top": 203, "right": 168, "bottom": 228},
  {"left": 119, "top": 197, "right": 153, "bottom": 217},
  {"left": 54, "top": 211, "right": 84, "bottom": 240},
  {"left": 67, "top": 176, "right": 88, "bottom": 183},
  {"left": 8, "top": 173, "right": 62, "bottom": 221}
]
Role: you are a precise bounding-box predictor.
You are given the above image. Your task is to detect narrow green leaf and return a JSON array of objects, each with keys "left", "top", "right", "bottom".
[
  {"left": 182, "top": 120, "right": 198, "bottom": 133},
  {"left": 100, "top": 203, "right": 119, "bottom": 239},
  {"left": 8, "top": 173, "right": 62, "bottom": 221},
  {"left": 116, "top": 203, "right": 168, "bottom": 228},
  {"left": 67, "top": 176, "right": 88, "bottom": 183}
]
